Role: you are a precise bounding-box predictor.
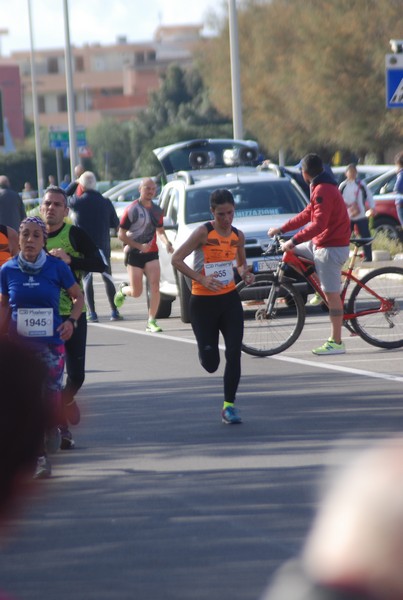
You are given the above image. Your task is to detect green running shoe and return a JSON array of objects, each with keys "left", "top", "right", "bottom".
[
  {"left": 309, "top": 292, "right": 323, "bottom": 306},
  {"left": 312, "top": 338, "right": 346, "bottom": 355},
  {"left": 114, "top": 282, "right": 127, "bottom": 309},
  {"left": 146, "top": 318, "right": 162, "bottom": 333}
]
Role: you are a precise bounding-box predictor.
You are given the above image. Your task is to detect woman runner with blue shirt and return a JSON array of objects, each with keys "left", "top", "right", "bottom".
[{"left": 0, "top": 217, "right": 84, "bottom": 478}]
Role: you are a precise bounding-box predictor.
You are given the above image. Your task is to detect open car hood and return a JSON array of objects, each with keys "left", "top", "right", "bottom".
[{"left": 153, "top": 138, "right": 260, "bottom": 180}]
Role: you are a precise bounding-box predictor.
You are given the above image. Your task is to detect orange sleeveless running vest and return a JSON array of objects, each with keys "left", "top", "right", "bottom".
[
  {"left": 0, "top": 224, "right": 11, "bottom": 267},
  {"left": 191, "top": 222, "right": 240, "bottom": 296}
]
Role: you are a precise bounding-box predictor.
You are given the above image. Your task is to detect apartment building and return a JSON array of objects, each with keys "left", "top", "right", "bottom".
[{"left": 0, "top": 25, "right": 204, "bottom": 133}]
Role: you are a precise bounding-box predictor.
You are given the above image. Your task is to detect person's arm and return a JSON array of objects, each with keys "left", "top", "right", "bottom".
[
  {"left": 268, "top": 203, "right": 312, "bottom": 240},
  {"left": 117, "top": 204, "right": 151, "bottom": 252},
  {"left": 268, "top": 203, "right": 313, "bottom": 246},
  {"left": 6, "top": 227, "right": 19, "bottom": 257},
  {"left": 48, "top": 226, "right": 107, "bottom": 273},
  {"left": 171, "top": 225, "right": 224, "bottom": 292},
  {"left": 235, "top": 230, "right": 254, "bottom": 284},
  {"left": 65, "top": 181, "right": 78, "bottom": 197},
  {"left": 57, "top": 282, "right": 84, "bottom": 341},
  {"left": 156, "top": 226, "right": 174, "bottom": 254},
  {"left": 292, "top": 199, "right": 330, "bottom": 245},
  {"left": 109, "top": 201, "right": 120, "bottom": 232},
  {"left": 118, "top": 226, "right": 151, "bottom": 253}
]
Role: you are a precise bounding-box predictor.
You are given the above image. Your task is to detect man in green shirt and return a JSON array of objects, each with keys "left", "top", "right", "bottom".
[{"left": 41, "top": 186, "right": 105, "bottom": 449}]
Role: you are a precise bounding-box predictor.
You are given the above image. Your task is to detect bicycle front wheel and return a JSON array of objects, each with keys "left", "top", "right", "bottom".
[
  {"left": 347, "top": 266, "right": 403, "bottom": 349},
  {"left": 237, "top": 275, "right": 306, "bottom": 356}
]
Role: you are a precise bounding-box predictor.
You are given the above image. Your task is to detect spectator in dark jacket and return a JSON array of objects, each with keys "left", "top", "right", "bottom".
[
  {"left": 69, "top": 171, "right": 122, "bottom": 322},
  {"left": 0, "top": 175, "right": 26, "bottom": 230}
]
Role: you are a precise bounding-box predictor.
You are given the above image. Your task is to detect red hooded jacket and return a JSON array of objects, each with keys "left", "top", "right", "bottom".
[{"left": 281, "top": 171, "right": 350, "bottom": 248}]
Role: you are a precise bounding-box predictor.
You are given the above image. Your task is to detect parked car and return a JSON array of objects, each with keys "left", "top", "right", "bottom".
[
  {"left": 105, "top": 177, "right": 161, "bottom": 219},
  {"left": 366, "top": 169, "right": 402, "bottom": 239},
  {"left": 103, "top": 179, "right": 134, "bottom": 199},
  {"left": 260, "top": 163, "right": 393, "bottom": 200},
  {"left": 332, "top": 164, "right": 393, "bottom": 186},
  {"left": 96, "top": 180, "right": 122, "bottom": 194},
  {"left": 155, "top": 170, "right": 309, "bottom": 322}
]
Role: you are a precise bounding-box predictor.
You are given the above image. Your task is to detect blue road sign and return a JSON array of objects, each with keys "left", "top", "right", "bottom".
[{"left": 386, "top": 54, "right": 403, "bottom": 108}]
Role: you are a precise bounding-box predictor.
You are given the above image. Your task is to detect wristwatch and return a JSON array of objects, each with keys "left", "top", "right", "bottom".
[{"left": 67, "top": 317, "right": 78, "bottom": 329}]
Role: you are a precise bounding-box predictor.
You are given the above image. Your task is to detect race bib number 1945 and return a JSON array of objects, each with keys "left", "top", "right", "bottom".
[{"left": 17, "top": 308, "right": 53, "bottom": 337}]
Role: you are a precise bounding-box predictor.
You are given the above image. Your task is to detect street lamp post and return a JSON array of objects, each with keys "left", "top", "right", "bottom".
[
  {"left": 63, "top": 0, "right": 78, "bottom": 178},
  {"left": 228, "top": 0, "right": 243, "bottom": 139},
  {"left": 27, "top": 0, "right": 44, "bottom": 197}
]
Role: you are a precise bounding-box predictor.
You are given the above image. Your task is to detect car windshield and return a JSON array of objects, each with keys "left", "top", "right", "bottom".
[{"left": 185, "top": 180, "right": 306, "bottom": 224}]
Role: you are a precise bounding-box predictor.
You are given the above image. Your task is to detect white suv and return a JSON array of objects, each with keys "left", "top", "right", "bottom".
[{"left": 156, "top": 170, "right": 308, "bottom": 322}]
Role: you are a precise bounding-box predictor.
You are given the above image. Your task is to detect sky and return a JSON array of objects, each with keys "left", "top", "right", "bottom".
[{"left": 0, "top": 0, "right": 224, "bottom": 56}]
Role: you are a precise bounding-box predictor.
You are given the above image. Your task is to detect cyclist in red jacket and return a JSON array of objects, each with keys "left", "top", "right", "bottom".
[{"left": 269, "top": 153, "right": 350, "bottom": 356}]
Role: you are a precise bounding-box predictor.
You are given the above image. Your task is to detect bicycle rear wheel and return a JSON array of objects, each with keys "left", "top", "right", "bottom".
[
  {"left": 347, "top": 266, "right": 403, "bottom": 348},
  {"left": 237, "top": 275, "right": 306, "bottom": 356}
]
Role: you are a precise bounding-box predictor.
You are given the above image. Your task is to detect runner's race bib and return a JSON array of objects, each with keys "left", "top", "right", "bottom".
[
  {"left": 204, "top": 261, "right": 234, "bottom": 286},
  {"left": 17, "top": 308, "right": 53, "bottom": 337}
]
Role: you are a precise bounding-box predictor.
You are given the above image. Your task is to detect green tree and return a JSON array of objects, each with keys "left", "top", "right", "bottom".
[
  {"left": 200, "top": 0, "right": 403, "bottom": 163},
  {"left": 88, "top": 118, "right": 133, "bottom": 180},
  {"left": 129, "top": 64, "right": 233, "bottom": 176}
]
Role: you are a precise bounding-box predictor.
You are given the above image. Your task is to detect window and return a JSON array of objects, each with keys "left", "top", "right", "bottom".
[
  {"left": 47, "top": 57, "right": 59, "bottom": 74},
  {"left": 100, "top": 87, "right": 123, "bottom": 96},
  {"left": 38, "top": 96, "right": 46, "bottom": 114},
  {"left": 94, "top": 56, "right": 105, "bottom": 71},
  {"left": 75, "top": 56, "right": 84, "bottom": 72},
  {"left": 57, "top": 94, "right": 68, "bottom": 112},
  {"left": 169, "top": 191, "right": 180, "bottom": 225}
]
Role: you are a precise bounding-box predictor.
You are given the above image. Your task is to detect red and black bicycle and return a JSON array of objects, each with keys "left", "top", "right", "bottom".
[{"left": 237, "top": 236, "right": 403, "bottom": 356}]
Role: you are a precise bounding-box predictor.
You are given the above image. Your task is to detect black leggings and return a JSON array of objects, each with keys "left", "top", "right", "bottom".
[
  {"left": 83, "top": 261, "right": 116, "bottom": 313},
  {"left": 62, "top": 312, "right": 87, "bottom": 406},
  {"left": 351, "top": 218, "right": 372, "bottom": 261},
  {"left": 190, "top": 290, "right": 243, "bottom": 403}
]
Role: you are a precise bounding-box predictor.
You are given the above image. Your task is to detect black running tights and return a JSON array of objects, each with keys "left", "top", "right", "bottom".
[{"left": 189, "top": 290, "right": 243, "bottom": 403}]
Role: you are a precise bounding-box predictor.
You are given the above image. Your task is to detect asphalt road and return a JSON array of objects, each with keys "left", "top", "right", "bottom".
[{"left": 0, "top": 267, "right": 402, "bottom": 600}]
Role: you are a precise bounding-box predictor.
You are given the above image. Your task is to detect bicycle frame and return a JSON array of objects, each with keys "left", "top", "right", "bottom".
[
  {"left": 271, "top": 239, "right": 395, "bottom": 321},
  {"left": 241, "top": 237, "right": 403, "bottom": 356}
]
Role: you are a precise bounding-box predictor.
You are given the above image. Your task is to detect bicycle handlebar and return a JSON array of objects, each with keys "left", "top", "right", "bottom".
[{"left": 263, "top": 235, "right": 285, "bottom": 256}]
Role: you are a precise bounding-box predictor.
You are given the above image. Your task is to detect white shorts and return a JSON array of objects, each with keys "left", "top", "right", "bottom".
[{"left": 294, "top": 241, "right": 349, "bottom": 293}]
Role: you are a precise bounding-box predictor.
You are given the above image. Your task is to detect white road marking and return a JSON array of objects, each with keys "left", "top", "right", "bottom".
[{"left": 89, "top": 322, "right": 403, "bottom": 383}]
